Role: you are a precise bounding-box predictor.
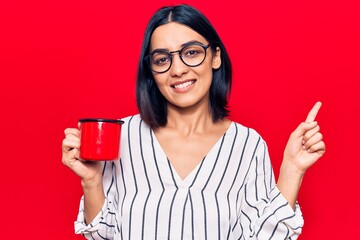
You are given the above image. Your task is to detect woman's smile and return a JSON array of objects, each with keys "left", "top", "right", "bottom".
[{"left": 171, "top": 79, "right": 196, "bottom": 92}]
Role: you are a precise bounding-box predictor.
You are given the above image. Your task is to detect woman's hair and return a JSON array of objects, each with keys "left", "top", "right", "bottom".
[{"left": 136, "top": 4, "right": 232, "bottom": 128}]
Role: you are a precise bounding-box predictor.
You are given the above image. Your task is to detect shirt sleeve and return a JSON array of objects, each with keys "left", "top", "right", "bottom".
[
  {"left": 74, "top": 160, "right": 120, "bottom": 240},
  {"left": 239, "top": 140, "right": 304, "bottom": 239}
]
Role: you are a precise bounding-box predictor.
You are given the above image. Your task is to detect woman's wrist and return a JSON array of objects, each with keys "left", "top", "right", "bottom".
[
  {"left": 81, "top": 174, "right": 103, "bottom": 191},
  {"left": 280, "top": 161, "right": 305, "bottom": 181},
  {"left": 277, "top": 162, "right": 305, "bottom": 210}
]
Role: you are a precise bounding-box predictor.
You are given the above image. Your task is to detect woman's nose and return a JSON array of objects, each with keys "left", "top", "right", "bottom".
[{"left": 169, "top": 53, "right": 189, "bottom": 77}]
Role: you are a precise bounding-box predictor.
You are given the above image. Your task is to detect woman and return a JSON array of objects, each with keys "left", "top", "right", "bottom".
[{"left": 62, "top": 4, "right": 325, "bottom": 239}]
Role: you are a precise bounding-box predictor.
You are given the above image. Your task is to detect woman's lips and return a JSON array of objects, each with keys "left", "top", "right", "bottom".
[{"left": 171, "top": 80, "right": 196, "bottom": 89}]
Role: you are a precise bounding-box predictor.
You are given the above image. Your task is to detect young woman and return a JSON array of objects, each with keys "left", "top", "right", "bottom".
[{"left": 62, "top": 4, "right": 325, "bottom": 239}]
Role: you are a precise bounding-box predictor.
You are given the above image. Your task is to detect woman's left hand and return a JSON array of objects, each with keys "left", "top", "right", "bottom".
[
  {"left": 278, "top": 101, "right": 326, "bottom": 209},
  {"left": 283, "top": 101, "right": 326, "bottom": 176}
]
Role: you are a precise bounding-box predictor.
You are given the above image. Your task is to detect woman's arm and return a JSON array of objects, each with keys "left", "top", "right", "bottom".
[
  {"left": 277, "top": 102, "right": 326, "bottom": 209},
  {"left": 81, "top": 174, "right": 105, "bottom": 224},
  {"left": 62, "top": 127, "right": 105, "bottom": 223}
]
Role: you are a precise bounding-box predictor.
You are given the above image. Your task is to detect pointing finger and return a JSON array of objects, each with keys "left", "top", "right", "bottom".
[{"left": 305, "top": 101, "right": 322, "bottom": 122}]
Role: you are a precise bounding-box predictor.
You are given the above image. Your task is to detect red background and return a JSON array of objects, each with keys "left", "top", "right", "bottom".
[{"left": 1, "top": 0, "right": 359, "bottom": 239}]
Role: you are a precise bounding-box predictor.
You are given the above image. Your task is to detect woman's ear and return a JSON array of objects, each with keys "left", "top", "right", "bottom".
[{"left": 212, "top": 47, "right": 222, "bottom": 70}]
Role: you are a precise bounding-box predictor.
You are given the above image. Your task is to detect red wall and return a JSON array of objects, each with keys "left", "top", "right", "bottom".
[{"left": 1, "top": 0, "right": 359, "bottom": 239}]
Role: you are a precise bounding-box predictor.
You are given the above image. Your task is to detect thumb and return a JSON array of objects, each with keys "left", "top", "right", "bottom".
[{"left": 292, "top": 121, "right": 318, "bottom": 138}]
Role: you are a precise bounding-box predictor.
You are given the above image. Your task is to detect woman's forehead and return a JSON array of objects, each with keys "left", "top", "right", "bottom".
[{"left": 150, "top": 22, "right": 207, "bottom": 51}]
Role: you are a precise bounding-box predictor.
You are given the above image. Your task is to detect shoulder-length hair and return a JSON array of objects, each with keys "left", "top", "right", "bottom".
[{"left": 136, "top": 4, "right": 232, "bottom": 129}]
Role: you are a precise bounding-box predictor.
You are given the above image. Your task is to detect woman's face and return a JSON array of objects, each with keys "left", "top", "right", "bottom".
[{"left": 149, "top": 22, "right": 221, "bottom": 110}]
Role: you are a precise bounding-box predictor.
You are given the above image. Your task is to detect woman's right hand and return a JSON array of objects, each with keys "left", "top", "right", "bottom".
[
  {"left": 62, "top": 127, "right": 106, "bottom": 224},
  {"left": 62, "top": 127, "right": 103, "bottom": 186}
]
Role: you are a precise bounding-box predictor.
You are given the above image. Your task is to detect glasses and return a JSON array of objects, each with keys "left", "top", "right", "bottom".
[{"left": 148, "top": 43, "right": 211, "bottom": 73}]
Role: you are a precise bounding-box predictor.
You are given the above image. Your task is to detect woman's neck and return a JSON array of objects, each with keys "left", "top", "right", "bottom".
[
  {"left": 164, "top": 97, "right": 227, "bottom": 136},
  {"left": 167, "top": 111, "right": 212, "bottom": 134}
]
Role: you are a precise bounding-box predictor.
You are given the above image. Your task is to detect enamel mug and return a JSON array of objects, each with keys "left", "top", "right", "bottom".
[{"left": 79, "top": 118, "right": 124, "bottom": 161}]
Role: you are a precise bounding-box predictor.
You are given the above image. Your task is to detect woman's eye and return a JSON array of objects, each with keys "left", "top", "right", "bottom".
[
  {"left": 152, "top": 55, "right": 170, "bottom": 66},
  {"left": 184, "top": 50, "right": 198, "bottom": 57},
  {"left": 182, "top": 46, "right": 204, "bottom": 58}
]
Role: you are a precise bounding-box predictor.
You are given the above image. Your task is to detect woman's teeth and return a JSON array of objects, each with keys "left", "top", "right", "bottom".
[{"left": 174, "top": 81, "right": 194, "bottom": 89}]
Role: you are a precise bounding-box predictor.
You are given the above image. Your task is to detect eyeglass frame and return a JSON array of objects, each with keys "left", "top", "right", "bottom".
[{"left": 146, "top": 42, "right": 211, "bottom": 74}]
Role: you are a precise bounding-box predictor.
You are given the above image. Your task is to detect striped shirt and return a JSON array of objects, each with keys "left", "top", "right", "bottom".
[{"left": 75, "top": 114, "right": 304, "bottom": 239}]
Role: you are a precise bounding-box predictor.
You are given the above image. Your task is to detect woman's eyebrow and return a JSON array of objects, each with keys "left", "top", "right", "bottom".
[
  {"left": 151, "top": 40, "right": 206, "bottom": 53},
  {"left": 151, "top": 47, "right": 169, "bottom": 53},
  {"left": 180, "top": 40, "right": 204, "bottom": 48}
]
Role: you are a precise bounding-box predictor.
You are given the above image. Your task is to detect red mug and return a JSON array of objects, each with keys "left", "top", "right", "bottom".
[{"left": 79, "top": 118, "right": 124, "bottom": 161}]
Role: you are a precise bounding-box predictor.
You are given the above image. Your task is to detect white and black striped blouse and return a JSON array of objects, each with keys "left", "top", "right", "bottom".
[{"left": 75, "top": 114, "right": 304, "bottom": 239}]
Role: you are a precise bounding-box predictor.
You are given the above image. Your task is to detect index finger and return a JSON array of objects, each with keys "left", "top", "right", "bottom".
[
  {"left": 305, "top": 101, "right": 322, "bottom": 122},
  {"left": 64, "top": 128, "right": 81, "bottom": 137}
]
